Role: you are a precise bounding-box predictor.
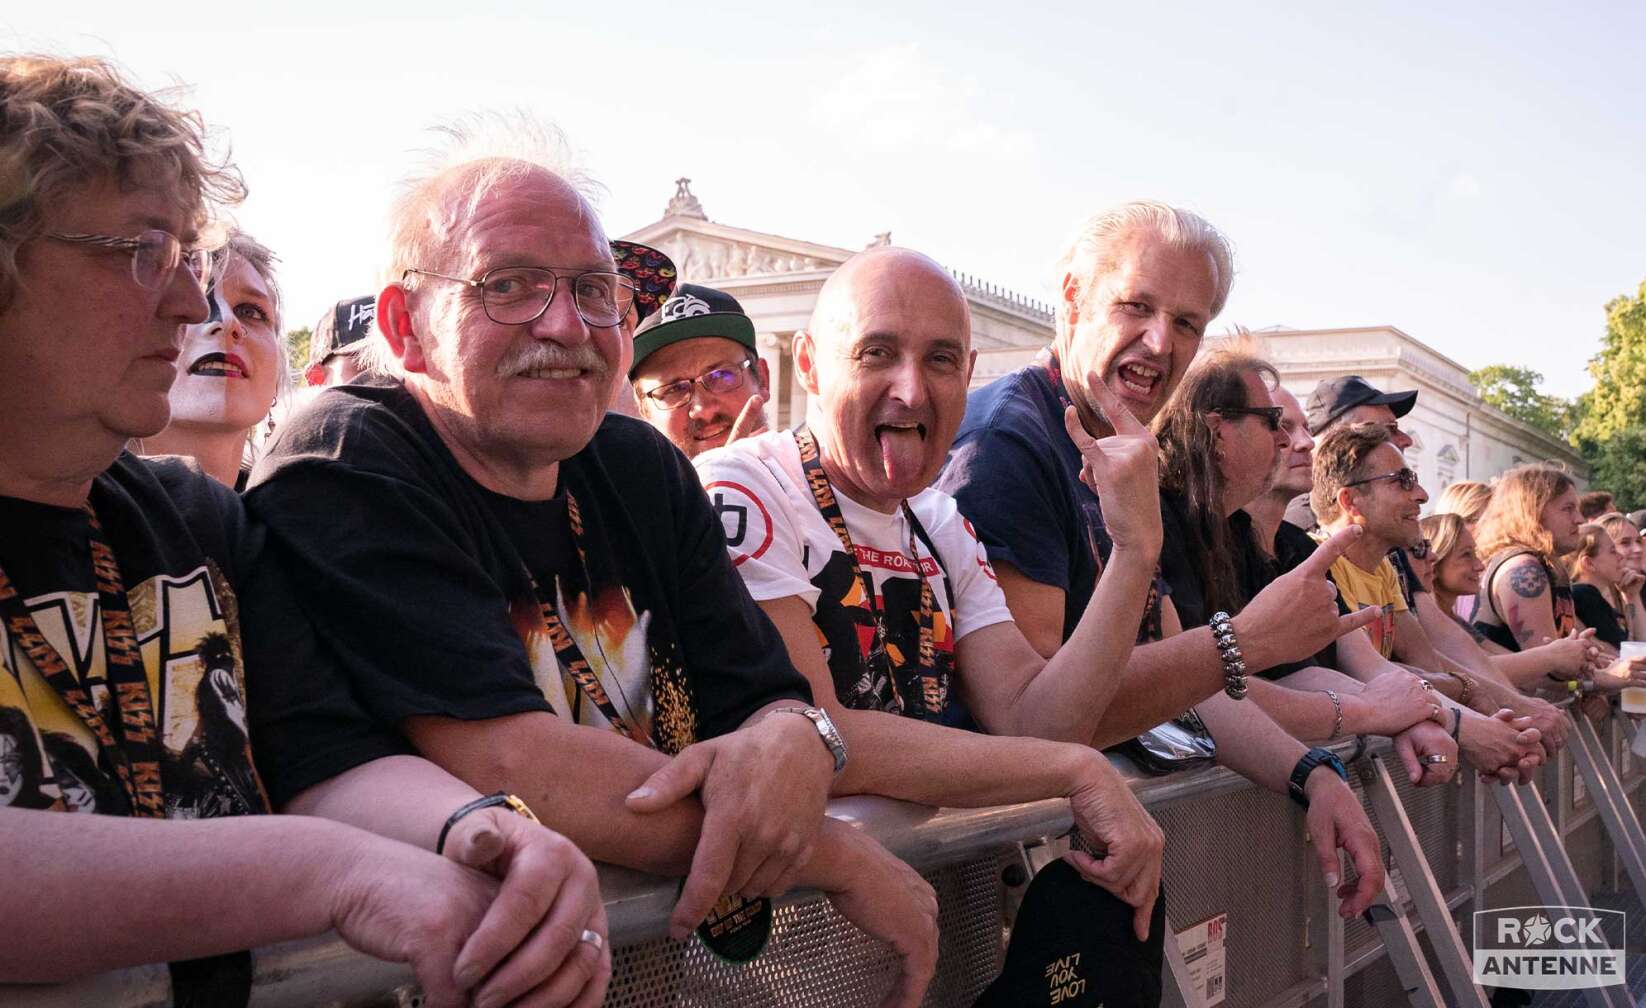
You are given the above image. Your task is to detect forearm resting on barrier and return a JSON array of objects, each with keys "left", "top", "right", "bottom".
[{"left": 0, "top": 809, "right": 397, "bottom": 982}]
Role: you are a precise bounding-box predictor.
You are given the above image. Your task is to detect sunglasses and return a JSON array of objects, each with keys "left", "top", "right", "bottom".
[
  {"left": 1409, "top": 538, "right": 1432, "bottom": 560},
  {"left": 1345, "top": 467, "right": 1421, "bottom": 493},
  {"left": 1216, "top": 405, "right": 1284, "bottom": 432}
]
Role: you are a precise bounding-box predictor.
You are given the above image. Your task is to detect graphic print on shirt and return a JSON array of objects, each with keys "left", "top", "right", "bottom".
[
  {"left": 511, "top": 573, "right": 698, "bottom": 756},
  {"left": 0, "top": 563, "right": 267, "bottom": 816},
  {"left": 808, "top": 540, "right": 959, "bottom": 716}
]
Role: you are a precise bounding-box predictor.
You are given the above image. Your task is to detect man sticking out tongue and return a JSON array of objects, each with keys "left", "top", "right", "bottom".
[{"left": 693, "top": 246, "right": 1177, "bottom": 1001}]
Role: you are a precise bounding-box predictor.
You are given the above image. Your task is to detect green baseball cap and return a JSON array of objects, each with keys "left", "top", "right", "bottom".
[{"left": 631, "top": 283, "right": 756, "bottom": 376}]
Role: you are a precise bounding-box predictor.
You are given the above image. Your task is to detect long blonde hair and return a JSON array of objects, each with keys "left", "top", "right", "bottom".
[
  {"left": 1435, "top": 480, "right": 1491, "bottom": 525},
  {"left": 1474, "top": 464, "right": 1575, "bottom": 564}
]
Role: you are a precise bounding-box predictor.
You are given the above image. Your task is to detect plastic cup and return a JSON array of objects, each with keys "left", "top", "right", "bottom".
[{"left": 1621, "top": 642, "right": 1646, "bottom": 714}]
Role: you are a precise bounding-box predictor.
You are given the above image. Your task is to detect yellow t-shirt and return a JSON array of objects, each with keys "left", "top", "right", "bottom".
[{"left": 1326, "top": 553, "right": 1408, "bottom": 659}]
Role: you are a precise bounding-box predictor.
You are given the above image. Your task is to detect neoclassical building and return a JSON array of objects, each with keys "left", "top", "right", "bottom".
[{"left": 622, "top": 182, "right": 1586, "bottom": 495}]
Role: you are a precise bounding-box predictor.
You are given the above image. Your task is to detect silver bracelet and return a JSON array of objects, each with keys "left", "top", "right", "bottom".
[
  {"left": 1322, "top": 689, "right": 1344, "bottom": 740},
  {"left": 1209, "top": 611, "right": 1247, "bottom": 700}
]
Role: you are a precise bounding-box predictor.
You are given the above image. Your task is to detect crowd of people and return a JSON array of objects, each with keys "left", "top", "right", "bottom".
[{"left": 2, "top": 52, "right": 1643, "bottom": 1008}]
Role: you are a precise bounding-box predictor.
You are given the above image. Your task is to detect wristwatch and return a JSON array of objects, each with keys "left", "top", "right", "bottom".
[
  {"left": 436, "top": 791, "right": 539, "bottom": 854},
  {"left": 1288, "top": 747, "right": 1349, "bottom": 809},
  {"left": 773, "top": 706, "right": 849, "bottom": 774}
]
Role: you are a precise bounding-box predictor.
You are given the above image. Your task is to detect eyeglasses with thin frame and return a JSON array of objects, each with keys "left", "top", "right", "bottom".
[
  {"left": 47, "top": 230, "right": 212, "bottom": 290},
  {"left": 1345, "top": 467, "right": 1421, "bottom": 493},
  {"left": 403, "top": 266, "right": 635, "bottom": 328},
  {"left": 641, "top": 358, "right": 756, "bottom": 411},
  {"left": 1215, "top": 405, "right": 1284, "bottom": 432}
]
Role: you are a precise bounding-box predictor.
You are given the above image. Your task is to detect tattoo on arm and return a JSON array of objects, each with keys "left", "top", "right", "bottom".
[
  {"left": 1508, "top": 562, "right": 1549, "bottom": 599},
  {"left": 1508, "top": 607, "right": 1536, "bottom": 645}
]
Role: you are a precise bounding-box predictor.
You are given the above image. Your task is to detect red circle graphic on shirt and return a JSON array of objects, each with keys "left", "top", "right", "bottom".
[{"left": 703, "top": 480, "right": 774, "bottom": 565}]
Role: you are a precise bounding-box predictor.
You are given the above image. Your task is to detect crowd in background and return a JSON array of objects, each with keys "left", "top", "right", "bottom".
[{"left": 3, "top": 52, "right": 1643, "bottom": 1008}]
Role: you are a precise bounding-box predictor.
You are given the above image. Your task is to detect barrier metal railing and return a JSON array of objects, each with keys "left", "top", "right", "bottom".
[{"left": 5, "top": 708, "right": 1642, "bottom": 1007}]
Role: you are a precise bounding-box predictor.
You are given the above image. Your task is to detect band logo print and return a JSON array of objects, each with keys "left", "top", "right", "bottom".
[{"left": 1471, "top": 906, "right": 1625, "bottom": 988}]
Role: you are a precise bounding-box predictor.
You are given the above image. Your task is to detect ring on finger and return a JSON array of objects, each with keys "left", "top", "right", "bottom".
[
  {"left": 579, "top": 929, "right": 605, "bottom": 953},
  {"left": 1421, "top": 754, "right": 1450, "bottom": 765},
  {"left": 1419, "top": 680, "right": 1434, "bottom": 692},
  {"left": 1430, "top": 704, "right": 1442, "bottom": 719}
]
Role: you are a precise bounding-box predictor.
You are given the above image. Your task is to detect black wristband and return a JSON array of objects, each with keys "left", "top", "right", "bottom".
[
  {"left": 436, "top": 791, "right": 532, "bottom": 855},
  {"left": 1288, "top": 747, "right": 1348, "bottom": 809},
  {"left": 1449, "top": 707, "right": 1463, "bottom": 741}
]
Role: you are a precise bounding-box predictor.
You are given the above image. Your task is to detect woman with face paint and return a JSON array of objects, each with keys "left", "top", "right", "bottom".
[{"left": 139, "top": 231, "right": 288, "bottom": 489}]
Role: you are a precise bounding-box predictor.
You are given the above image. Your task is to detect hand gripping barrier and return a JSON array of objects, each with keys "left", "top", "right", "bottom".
[{"left": 4, "top": 706, "right": 1642, "bottom": 1007}]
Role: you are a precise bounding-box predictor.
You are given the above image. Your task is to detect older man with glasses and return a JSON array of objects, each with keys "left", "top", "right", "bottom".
[
  {"left": 628, "top": 284, "right": 772, "bottom": 459},
  {"left": 246, "top": 132, "right": 939, "bottom": 1003}
]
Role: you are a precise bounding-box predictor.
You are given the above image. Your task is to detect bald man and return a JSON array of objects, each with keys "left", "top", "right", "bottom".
[{"left": 694, "top": 248, "right": 1174, "bottom": 998}]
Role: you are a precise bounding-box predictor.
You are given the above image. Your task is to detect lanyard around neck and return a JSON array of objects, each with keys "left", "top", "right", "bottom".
[
  {"left": 0, "top": 505, "right": 166, "bottom": 816},
  {"left": 792, "top": 427, "right": 940, "bottom": 716},
  {"left": 524, "top": 488, "right": 654, "bottom": 748}
]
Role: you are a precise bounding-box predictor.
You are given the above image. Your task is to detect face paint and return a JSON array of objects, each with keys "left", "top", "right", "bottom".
[
  {"left": 167, "top": 255, "right": 281, "bottom": 434},
  {"left": 0, "top": 733, "right": 23, "bottom": 805},
  {"left": 210, "top": 667, "right": 249, "bottom": 736}
]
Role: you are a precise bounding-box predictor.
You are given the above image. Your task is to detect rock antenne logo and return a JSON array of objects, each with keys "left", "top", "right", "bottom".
[{"left": 1473, "top": 906, "right": 1624, "bottom": 989}]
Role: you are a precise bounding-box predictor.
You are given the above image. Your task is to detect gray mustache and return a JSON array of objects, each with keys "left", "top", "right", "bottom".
[{"left": 496, "top": 343, "right": 609, "bottom": 378}]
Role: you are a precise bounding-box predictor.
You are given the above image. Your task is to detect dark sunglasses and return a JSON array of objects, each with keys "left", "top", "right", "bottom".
[
  {"left": 1345, "top": 467, "right": 1421, "bottom": 493},
  {"left": 1215, "top": 405, "right": 1284, "bottom": 432}
]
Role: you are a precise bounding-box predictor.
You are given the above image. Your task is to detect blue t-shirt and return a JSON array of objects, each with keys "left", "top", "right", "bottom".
[{"left": 937, "top": 353, "right": 1165, "bottom": 643}]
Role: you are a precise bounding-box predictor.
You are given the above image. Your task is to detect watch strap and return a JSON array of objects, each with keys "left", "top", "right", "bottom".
[
  {"left": 773, "top": 706, "right": 849, "bottom": 774},
  {"left": 1288, "top": 747, "right": 1348, "bottom": 808},
  {"left": 436, "top": 791, "right": 540, "bottom": 855}
]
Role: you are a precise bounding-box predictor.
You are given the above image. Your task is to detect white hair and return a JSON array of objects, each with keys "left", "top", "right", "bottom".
[
  {"left": 1054, "top": 200, "right": 1235, "bottom": 339},
  {"left": 359, "top": 110, "right": 605, "bottom": 378}
]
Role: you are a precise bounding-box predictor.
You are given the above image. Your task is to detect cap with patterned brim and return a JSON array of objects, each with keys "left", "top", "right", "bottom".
[{"left": 611, "top": 240, "right": 678, "bottom": 324}]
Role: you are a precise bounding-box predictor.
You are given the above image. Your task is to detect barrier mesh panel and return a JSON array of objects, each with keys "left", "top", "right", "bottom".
[
  {"left": 603, "top": 852, "right": 1007, "bottom": 1007},
  {"left": 1154, "top": 787, "right": 1317, "bottom": 1008}
]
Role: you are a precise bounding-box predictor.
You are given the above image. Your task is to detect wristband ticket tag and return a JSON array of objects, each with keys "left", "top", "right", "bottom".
[{"left": 691, "top": 891, "right": 772, "bottom": 963}]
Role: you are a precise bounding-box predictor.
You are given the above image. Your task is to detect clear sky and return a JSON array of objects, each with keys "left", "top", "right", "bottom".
[{"left": 7, "top": 1, "right": 1641, "bottom": 397}]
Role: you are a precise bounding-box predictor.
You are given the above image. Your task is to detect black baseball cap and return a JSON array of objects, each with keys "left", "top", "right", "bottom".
[
  {"left": 975, "top": 858, "right": 1165, "bottom": 1007},
  {"left": 308, "top": 295, "right": 377, "bottom": 369},
  {"left": 1306, "top": 375, "right": 1418, "bottom": 435},
  {"left": 631, "top": 284, "right": 756, "bottom": 376}
]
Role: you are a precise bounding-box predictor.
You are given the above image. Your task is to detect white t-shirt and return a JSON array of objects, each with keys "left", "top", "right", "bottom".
[{"left": 694, "top": 430, "right": 1013, "bottom": 719}]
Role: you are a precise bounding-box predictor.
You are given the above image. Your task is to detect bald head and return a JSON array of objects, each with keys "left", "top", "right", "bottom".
[
  {"left": 795, "top": 246, "right": 976, "bottom": 512},
  {"left": 807, "top": 246, "right": 970, "bottom": 352}
]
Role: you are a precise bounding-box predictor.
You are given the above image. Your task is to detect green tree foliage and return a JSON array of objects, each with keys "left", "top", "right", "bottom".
[
  {"left": 1468, "top": 364, "right": 1572, "bottom": 439},
  {"left": 285, "top": 326, "right": 312, "bottom": 377},
  {"left": 1572, "top": 279, "right": 1646, "bottom": 508}
]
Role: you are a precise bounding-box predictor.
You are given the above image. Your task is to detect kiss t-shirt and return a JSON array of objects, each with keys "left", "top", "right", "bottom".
[
  {"left": 0, "top": 455, "right": 279, "bottom": 817},
  {"left": 695, "top": 430, "right": 1013, "bottom": 720}
]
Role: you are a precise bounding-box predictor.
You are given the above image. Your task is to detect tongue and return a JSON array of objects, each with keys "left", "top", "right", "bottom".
[{"left": 877, "top": 428, "right": 925, "bottom": 483}]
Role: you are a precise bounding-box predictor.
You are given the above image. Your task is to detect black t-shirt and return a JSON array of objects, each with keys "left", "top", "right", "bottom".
[
  {"left": 0, "top": 454, "right": 395, "bottom": 815},
  {"left": 246, "top": 377, "right": 809, "bottom": 761},
  {"left": 1156, "top": 490, "right": 1273, "bottom": 633},
  {"left": 938, "top": 353, "right": 1168, "bottom": 644},
  {"left": 1571, "top": 583, "right": 1627, "bottom": 649}
]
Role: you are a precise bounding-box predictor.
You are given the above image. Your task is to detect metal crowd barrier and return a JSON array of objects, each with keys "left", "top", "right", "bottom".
[{"left": 6, "top": 706, "right": 1643, "bottom": 1007}]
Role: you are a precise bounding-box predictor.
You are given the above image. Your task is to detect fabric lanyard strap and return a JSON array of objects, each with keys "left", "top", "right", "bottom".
[
  {"left": 525, "top": 489, "right": 654, "bottom": 749},
  {"left": 792, "top": 427, "right": 941, "bottom": 716},
  {"left": 0, "top": 504, "right": 166, "bottom": 816}
]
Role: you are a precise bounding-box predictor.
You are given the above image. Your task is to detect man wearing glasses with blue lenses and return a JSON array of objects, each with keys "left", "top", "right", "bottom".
[{"left": 629, "top": 284, "right": 772, "bottom": 459}]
